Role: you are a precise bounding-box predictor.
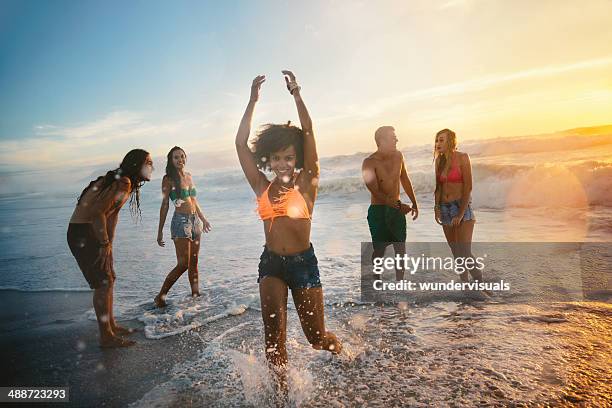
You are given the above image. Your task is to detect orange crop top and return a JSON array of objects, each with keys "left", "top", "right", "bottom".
[{"left": 256, "top": 178, "right": 311, "bottom": 230}]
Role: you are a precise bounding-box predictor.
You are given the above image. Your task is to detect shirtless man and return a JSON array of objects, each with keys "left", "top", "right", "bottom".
[{"left": 362, "top": 126, "right": 418, "bottom": 280}]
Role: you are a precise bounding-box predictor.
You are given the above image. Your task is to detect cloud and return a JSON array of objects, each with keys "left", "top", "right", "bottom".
[
  {"left": 0, "top": 110, "right": 230, "bottom": 169},
  {"left": 33, "top": 111, "right": 198, "bottom": 142},
  {"left": 3, "top": 52, "right": 611, "bottom": 169},
  {"left": 319, "top": 55, "right": 612, "bottom": 123}
]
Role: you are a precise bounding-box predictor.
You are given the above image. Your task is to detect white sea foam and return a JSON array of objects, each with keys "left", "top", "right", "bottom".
[{"left": 129, "top": 301, "right": 612, "bottom": 407}]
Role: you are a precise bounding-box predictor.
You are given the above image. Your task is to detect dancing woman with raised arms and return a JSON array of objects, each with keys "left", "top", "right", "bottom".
[{"left": 235, "top": 71, "right": 342, "bottom": 392}]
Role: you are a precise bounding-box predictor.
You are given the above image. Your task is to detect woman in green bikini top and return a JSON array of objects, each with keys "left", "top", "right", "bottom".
[
  {"left": 155, "top": 146, "right": 212, "bottom": 308},
  {"left": 169, "top": 185, "right": 197, "bottom": 204}
]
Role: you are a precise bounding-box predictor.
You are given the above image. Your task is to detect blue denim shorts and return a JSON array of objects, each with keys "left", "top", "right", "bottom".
[
  {"left": 257, "top": 243, "right": 322, "bottom": 289},
  {"left": 170, "top": 212, "right": 202, "bottom": 241},
  {"left": 440, "top": 200, "right": 475, "bottom": 225}
]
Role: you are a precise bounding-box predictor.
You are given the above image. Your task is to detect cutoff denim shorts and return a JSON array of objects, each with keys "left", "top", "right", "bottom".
[
  {"left": 170, "top": 212, "right": 203, "bottom": 241},
  {"left": 257, "top": 243, "right": 322, "bottom": 289},
  {"left": 440, "top": 200, "right": 475, "bottom": 225}
]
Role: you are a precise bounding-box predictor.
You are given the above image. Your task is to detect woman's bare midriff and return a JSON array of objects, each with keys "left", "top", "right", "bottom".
[
  {"left": 440, "top": 182, "right": 464, "bottom": 203},
  {"left": 173, "top": 197, "right": 197, "bottom": 215},
  {"left": 263, "top": 217, "right": 311, "bottom": 255}
]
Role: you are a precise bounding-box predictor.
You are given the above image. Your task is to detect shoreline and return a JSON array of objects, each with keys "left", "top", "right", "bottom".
[
  {"left": 2, "top": 289, "right": 610, "bottom": 407},
  {"left": 0, "top": 289, "right": 258, "bottom": 407}
]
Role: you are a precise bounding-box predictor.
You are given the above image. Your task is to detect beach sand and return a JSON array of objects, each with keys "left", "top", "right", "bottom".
[
  {"left": 0, "top": 289, "right": 257, "bottom": 407},
  {"left": 2, "top": 290, "right": 611, "bottom": 407}
]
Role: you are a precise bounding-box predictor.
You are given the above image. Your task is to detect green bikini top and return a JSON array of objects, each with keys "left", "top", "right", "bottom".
[{"left": 169, "top": 186, "right": 197, "bottom": 201}]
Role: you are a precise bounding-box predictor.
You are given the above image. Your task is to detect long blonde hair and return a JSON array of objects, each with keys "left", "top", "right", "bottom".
[{"left": 434, "top": 128, "right": 457, "bottom": 178}]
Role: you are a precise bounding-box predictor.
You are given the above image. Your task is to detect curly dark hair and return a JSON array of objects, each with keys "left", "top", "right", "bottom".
[{"left": 251, "top": 123, "right": 304, "bottom": 171}]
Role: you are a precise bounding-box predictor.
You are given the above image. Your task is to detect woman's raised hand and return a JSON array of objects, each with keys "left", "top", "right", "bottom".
[
  {"left": 282, "top": 70, "right": 296, "bottom": 82},
  {"left": 250, "top": 75, "right": 266, "bottom": 102},
  {"left": 282, "top": 70, "right": 300, "bottom": 95}
]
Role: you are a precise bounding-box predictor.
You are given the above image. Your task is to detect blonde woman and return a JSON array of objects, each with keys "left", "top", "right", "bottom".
[{"left": 434, "top": 129, "right": 482, "bottom": 282}]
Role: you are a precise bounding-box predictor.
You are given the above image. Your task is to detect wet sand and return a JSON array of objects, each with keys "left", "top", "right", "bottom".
[
  {"left": 0, "top": 289, "right": 255, "bottom": 407},
  {"left": 1, "top": 290, "right": 611, "bottom": 407}
]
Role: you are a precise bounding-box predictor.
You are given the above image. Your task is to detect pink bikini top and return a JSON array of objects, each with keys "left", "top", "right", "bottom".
[{"left": 438, "top": 155, "right": 463, "bottom": 183}]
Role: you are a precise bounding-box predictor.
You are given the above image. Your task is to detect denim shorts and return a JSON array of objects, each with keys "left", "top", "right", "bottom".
[
  {"left": 257, "top": 243, "right": 322, "bottom": 290},
  {"left": 440, "top": 200, "right": 475, "bottom": 225},
  {"left": 170, "top": 212, "right": 203, "bottom": 241}
]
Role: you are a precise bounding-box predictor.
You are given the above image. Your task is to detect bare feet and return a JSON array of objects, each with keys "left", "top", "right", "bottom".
[
  {"left": 154, "top": 294, "right": 167, "bottom": 308},
  {"left": 313, "top": 332, "right": 342, "bottom": 354},
  {"left": 112, "top": 325, "right": 138, "bottom": 335},
  {"left": 470, "top": 267, "right": 484, "bottom": 281},
  {"left": 327, "top": 338, "right": 342, "bottom": 354},
  {"left": 191, "top": 292, "right": 201, "bottom": 298},
  {"left": 100, "top": 335, "right": 136, "bottom": 348}
]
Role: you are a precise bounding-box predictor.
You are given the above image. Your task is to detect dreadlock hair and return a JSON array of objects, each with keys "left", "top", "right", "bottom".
[{"left": 77, "top": 149, "right": 150, "bottom": 219}]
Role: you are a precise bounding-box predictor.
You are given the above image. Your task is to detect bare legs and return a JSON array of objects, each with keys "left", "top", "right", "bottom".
[
  {"left": 392, "top": 242, "right": 406, "bottom": 280},
  {"left": 372, "top": 241, "right": 407, "bottom": 281},
  {"left": 155, "top": 236, "right": 201, "bottom": 307},
  {"left": 93, "top": 277, "right": 135, "bottom": 348},
  {"left": 442, "top": 220, "right": 482, "bottom": 282},
  {"left": 292, "top": 287, "right": 342, "bottom": 354},
  {"left": 189, "top": 237, "right": 201, "bottom": 296},
  {"left": 259, "top": 277, "right": 342, "bottom": 398},
  {"left": 260, "top": 276, "right": 289, "bottom": 398},
  {"left": 260, "top": 277, "right": 289, "bottom": 366},
  {"left": 107, "top": 280, "right": 136, "bottom": 335}
]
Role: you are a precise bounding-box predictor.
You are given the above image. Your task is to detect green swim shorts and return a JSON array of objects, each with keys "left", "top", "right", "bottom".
[{"left": 367, "top": 204, "right": 407, "bottom": 247}]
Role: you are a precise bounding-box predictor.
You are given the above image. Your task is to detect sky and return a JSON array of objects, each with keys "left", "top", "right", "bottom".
[{"left": 1, "top": 0, "right": 611, "bottom": 171}]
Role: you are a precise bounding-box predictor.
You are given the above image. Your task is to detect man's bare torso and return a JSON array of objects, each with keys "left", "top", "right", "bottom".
[{"left": 365, "top": 151, "right": 402, "bottom": 205}]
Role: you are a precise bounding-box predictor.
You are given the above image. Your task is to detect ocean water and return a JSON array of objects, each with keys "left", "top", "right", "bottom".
[{"left": 1, "top": 133, "right": 611, "bottom": 406}]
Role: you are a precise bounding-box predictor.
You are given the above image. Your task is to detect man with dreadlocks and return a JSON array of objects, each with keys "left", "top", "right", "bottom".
[{"left": 67, "top": 149, "right": 153, "bottom": 348}]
